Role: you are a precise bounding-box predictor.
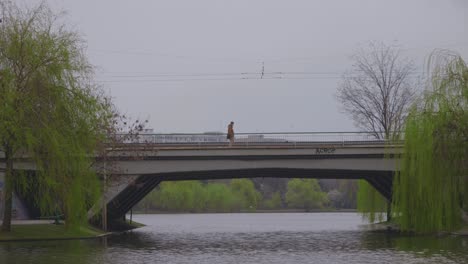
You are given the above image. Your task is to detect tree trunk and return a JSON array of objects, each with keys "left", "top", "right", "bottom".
[
  {"left": 1, "top": 146, "right": 14, "bottom": 232},
  {"left": 386, "top": 201, "right": 392, "bottom": 222}
]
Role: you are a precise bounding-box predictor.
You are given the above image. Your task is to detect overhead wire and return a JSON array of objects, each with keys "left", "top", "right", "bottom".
[
  {"left": 96, "top": 76, "right": 424, "bottom": 83},
  {"left": 89, "top": 46, "right": 431, "bottom": 84},
  {"left": 95, "top": 70, "right": 424, "bottom": 83}
]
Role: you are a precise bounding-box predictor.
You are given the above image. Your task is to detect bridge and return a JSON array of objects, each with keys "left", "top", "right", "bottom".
[
  {"left": 0, "top": 132, "right": 402, "bottom": 228},
  {"left": 93, "top": 132, "right": 402, "bottom": 227}
]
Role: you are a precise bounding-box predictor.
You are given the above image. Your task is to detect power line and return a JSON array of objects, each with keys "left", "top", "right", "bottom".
[
  {"left": 96, "top": 70, "right": 424, "bottom": 78},
  {"left": 96, "top": 75, "right": 424, "bottom": 83}
]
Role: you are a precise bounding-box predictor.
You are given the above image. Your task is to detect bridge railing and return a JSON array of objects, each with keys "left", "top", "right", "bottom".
[{"left": 117, "top": 132, "right": 404, "bottom": 146}]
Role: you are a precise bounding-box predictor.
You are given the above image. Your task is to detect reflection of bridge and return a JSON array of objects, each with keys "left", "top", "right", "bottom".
[
  {"left": 0, "top": 132, "right": 402, "bottom": 227},
  {"left": 95, "top": 132, "right": 402, "bottom": 226}
]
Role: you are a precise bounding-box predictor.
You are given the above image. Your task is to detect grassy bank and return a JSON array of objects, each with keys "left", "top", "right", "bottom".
[{"left": 0, "top": 224, "right": 105, "bottom": 242}]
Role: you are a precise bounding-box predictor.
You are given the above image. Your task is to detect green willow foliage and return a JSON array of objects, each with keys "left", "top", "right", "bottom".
[
  {"left": 0, "top": 2, "right": 114, "bottom": 229},
  {"left": 393, "top": 51, "right": 468, "bottom": 233},
  {"left": 357, "top": 181, "right": 387, "bottom": 223}
]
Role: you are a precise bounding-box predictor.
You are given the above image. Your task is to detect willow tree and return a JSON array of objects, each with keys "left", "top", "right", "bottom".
[
  {"left": 0, "top": 2, "right": 115, "bottom": 231},
  {"left": 392, "top": 51, "right": 467, "bottom": 233},
  {"left": 337, "top": 42, "right": 418, "bottom": 221}
]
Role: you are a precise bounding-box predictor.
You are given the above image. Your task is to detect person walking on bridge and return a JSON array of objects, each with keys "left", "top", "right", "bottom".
[{"left": 227, "top": 121, "right": 235, "bottom": 147}]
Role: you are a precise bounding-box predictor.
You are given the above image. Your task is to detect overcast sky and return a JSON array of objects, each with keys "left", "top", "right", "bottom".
[{"left": 22, "top": 0, "right": 468, "bottom": 133}]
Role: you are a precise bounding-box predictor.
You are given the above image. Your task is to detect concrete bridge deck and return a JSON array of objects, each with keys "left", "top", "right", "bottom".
[
  {"left": 95, "top": 140, "right": 401, "bottom": 223},
  {"left": 0, "top": 132, "right": 403, "bottom": 227}
]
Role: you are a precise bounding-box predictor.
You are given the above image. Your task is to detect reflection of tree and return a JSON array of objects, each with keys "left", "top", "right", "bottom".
[
  {"left": 359, "top": 231, "right": 468, "bottom": 262},
  {"left": 0, "top": 240, "right": 102, "bottom": 264}
]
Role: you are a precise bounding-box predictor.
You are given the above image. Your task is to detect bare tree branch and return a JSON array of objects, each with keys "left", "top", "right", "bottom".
[{"left": 337, "top": 42, "right": 418, "bottom": 139}]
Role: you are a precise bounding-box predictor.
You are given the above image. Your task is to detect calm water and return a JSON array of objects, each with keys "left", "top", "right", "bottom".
[{"left": 1, "top": 213, "right": 467, "bottom": 264}]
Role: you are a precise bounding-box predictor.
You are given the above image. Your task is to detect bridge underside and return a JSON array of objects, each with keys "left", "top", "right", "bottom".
[
  {"left": 2, "top": 137, "right": 401, "bottom": 231},
  {"left": 105, "top": 168, "right": 394, "bottom": 224}
]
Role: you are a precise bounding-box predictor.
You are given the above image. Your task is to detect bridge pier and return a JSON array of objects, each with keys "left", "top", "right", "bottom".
[
  {"left": 364, "top": 174, "right": 394, "bottom": 201},
  {"left": 86, "top": 142, "right": 401, "bottom": 230}
]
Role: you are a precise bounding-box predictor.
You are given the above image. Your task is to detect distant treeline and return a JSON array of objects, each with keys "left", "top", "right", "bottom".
[{"left": 135, "top": 178, "right": 357, "bottom": 213}]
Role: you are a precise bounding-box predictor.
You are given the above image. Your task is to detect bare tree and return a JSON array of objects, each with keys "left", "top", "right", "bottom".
[{"left": 337, "top": 42, "right": 418, "bottom": 139}]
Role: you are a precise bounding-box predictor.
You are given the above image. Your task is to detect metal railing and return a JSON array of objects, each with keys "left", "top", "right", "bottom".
[{"left": 117, "top": 132, "right": 404, "bottom": 146}]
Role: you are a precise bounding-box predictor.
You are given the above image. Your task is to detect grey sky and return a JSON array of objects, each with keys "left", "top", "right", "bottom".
[{"left": 26, "top": 0, "right": 468, "bottom": 132}]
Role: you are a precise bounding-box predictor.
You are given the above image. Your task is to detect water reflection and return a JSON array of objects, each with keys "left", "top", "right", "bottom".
[
  {"left": 0, "top": 213, "right": 467, "bottom": 264},
  {"left": 362, "top": 232, "right": 468, "bottom": 262},
  {"left": 0, "top": 239, "right": 104, "bottom": 264}
]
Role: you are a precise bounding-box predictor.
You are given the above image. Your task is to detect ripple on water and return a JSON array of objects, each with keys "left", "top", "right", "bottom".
[{"left": 0, "top": 213, "right": 467, "bottom": 264}]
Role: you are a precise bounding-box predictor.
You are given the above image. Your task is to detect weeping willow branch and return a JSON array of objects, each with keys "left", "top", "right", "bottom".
[
  {"left": 0, "top": 1, "right": 117, "bottom": 231},
  {"left": 392, "top": 50, "right": 468, "bottom": 233}
]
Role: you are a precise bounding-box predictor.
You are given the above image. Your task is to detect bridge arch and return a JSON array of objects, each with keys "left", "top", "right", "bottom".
[{"left": 102, "top": 143, "right": 398, "bottom": 222}]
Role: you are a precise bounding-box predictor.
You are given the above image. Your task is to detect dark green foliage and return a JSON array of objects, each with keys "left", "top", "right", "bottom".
[
  {"left": 263, "top": 192, "right": 283, "bottom": 209},
  {"left": 139, "top": 180, "right": 252, "bottom": 213},
  {"left": 392, "top": 51, "right": 468, "bottom": 233},
  {"left": 252, "top": 178, "right": 288, "bottom": 201},
  {"left": 285, "top": 179, "right": 329, "bottom": 210},
  {"left": 135, "top": 178, "right": 336, "bottom": 213},
  {"left": 230, "top": 179, "right": 262, "bottom": 210},
  {"left": 204, "top": 183, "right": 240, "bottom": 212},
  {"left": 152, "top": 181, "right": 205, "bottom": 212}
]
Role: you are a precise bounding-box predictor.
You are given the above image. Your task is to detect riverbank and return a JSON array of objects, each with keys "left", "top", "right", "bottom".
[
  {"left": 365, "top": 221, "right": 468, "bottom": 236},
  {"left": 0, "top": 218, "right": 147, "bottom": 240},
  {"left": 0, "top": 224, "right": 106, "bottom": 242}
]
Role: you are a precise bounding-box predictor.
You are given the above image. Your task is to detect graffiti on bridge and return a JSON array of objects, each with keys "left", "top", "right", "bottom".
[{"left": 315, "top": 148, "right": 336, "bottom": 154}]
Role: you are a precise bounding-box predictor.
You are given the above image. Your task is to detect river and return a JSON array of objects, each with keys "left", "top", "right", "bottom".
[{"left": 1, "top": 213, "right": 467, "bottom": 263}]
